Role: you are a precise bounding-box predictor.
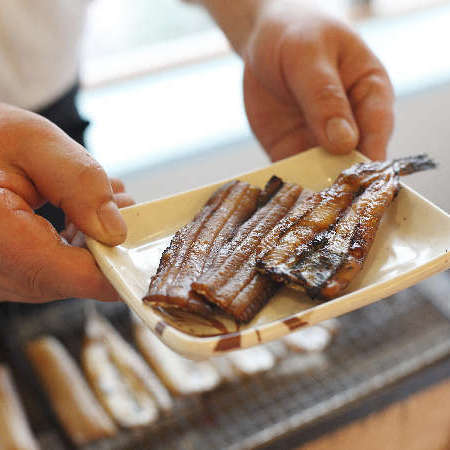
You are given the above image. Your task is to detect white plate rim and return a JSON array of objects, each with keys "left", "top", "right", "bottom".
[{"left": 87, "top": 148, "right": 450, "bottom": 359}]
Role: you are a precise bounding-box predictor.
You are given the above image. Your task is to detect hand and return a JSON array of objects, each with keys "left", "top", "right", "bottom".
[
  {"left": 61, "top": 178, "right": 134, "bottom": 248},
  {"left": 242, "top": 1, "right": 394, "bottom": 161},
  {"left": 0, "top": 104, "right": 131, "bottom": 303}
]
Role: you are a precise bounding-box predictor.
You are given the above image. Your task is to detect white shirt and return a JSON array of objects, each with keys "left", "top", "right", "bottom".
[{"left": 0, "top": 0, "right": 89, "bottom": 111}]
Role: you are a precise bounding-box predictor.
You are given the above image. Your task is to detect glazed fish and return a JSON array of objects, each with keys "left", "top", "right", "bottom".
[
  {"left": 144, "top": 180, "right": 261, "bottom": 314},
  {"left": 226, "top": 346, "right": 275, "bottom": 376},
  {"left": 133, "top": 317, "right": 221, "bottom": 396},
  {"left": 81, "top": 314, "right": 159, "bottom": 428},
  {"left": 290, "top": 176, "right": 395, "bottom": 299},
  {"left": 84, "top": 312, "right": 173, "bottom": 415},
  {"left": 192, "top": 179, "right": 304, "bottom": 322},
  {"left": 257, "top": 154, "right": 436, "bottom": 298},
  {"left": 0, "top": 365, "right": 40, "bottom": 450},
  {"left": 27, "top": 336, "right": 117, "bottom": 446}
]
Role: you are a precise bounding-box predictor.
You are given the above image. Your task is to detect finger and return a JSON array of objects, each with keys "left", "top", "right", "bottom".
[
  {"left": 110, "top": 178, "right": 125, "bottom": 194},
  {"left": 282, "top": 57, "right": 359, "bottom": 154},
  {"left": 340, "top": 40, "right": 394, "bottom": 160},
  {"left": 113, "top": 192, "right": 135, "bottom": 209},
  {"left": 0, "top": 189, "right": 120, "bottom": 302},
  {"left": 0, "top": 170, "right": 45, "bottom": 208},
  {"left": 16, "top": 121, "right": 127, "bottom": 246},
  {"left": 266, "top": 124, "right": 317, "bottom": 162},
  {"left": 243, "top": 66, "right": 317, "bottom": 161},
  {"left": 61, "top": 194, "right": 134, "bottom": 243},
  {"left": 348, "top": 71, "right": 394, "bottom": 160},
  {"left": 0, "top": 271, "right": 117, "bottom": 303}
]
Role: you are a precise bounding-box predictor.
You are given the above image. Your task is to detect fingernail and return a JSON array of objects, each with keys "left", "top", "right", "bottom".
[
  {"left": 326, "top": 117, "right": 357, "bottom": 147},
  {"left": 97, "top": 200, "right": 127, "bottom": 243}
]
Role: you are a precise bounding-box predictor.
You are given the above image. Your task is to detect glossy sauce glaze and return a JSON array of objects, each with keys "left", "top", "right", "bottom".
[
  {"left": 144, "top": 181, "right": 261, "bottom": 314},
  {"left": 257, "top": 154, "right": 436, "bottom": 299},
  {"left": 192, "top": 180, "right": 303, "bottom": 322}
]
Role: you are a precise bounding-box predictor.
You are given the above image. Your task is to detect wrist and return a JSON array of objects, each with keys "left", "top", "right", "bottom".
[{"left": 196, "top": 0, "right": 271, "bottom": 56}]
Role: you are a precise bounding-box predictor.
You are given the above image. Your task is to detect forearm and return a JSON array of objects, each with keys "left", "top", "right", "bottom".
[{"left": 188, "top": 0, "right": 268, "bottom": 55}]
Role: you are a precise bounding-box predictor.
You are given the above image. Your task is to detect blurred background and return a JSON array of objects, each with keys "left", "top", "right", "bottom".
[{"left": 79, "top": 0, "right": 450, "bottom": 212}]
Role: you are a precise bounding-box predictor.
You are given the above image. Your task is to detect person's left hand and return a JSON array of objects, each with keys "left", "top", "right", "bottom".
[{"left": 241, "top": 1, "right": 394, "bottom": 161}]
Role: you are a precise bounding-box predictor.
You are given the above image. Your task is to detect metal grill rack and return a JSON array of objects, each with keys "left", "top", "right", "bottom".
[{"left": 1, "top": 270, "right": 449, "bottom": 450}]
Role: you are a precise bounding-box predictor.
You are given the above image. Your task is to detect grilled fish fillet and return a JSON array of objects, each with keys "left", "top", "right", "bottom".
[
  {"left": 84, "top": 312, "right": 173, "bottom": 414},
  {"left": 26, "top": 336, "right": 117, "bottom": 446},
  {"left": 133, "top": 318, "right": 221, "bottom": 396},
  {"left": 257, "top": 154, "right": 436, "bottom": 298},
  {"left": 144, "top": 180, "right": 261, "bottom": 314},
  {"left": 82, "top": 313, "right": 160, "bottom": 428},
  {"left": 0, "top": 364, "right": 40, "bottom": 450},
  {"left": 192, "top": 179, "right": 304, "bottom": 322}
]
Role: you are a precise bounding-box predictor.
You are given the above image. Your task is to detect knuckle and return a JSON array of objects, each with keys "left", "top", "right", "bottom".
[
  {"left": 351, "top": 69, "right": 393, "bottom": 105},
  {"left": 113, "top": 193, "right": 135, "bottom": 208},
  {"left": 26, "top": 263, "right": 67, "bottom": 300},
  {"left": 352, "top": 71, "right": 395, "bottom": 135},
  {"left": 25, "top": 263, "right": 47, "bottom": 297},
  {"left": 110, "top": 178, "right": 125, "bottom": 193},
  {"left": 366, "top": 72, "right": 391, "bottom": 94},
  {"left": 0, "top": 188, "right": 11, "bottom": 208},
  {"left": 281, "top": 27, "right": 320, "bottom": 60},
  {"left": 312, "top": 82, "right": 347, "bottom": 107},
  {"left": 0, "top": 187, "right": 25, "bottom": 212},
  {"left": 77, "top": 159, "right": 106, "bottom": 185},
  {"left": 281, "top": 16, "right": 347, "bottom": 60},
  {"left": 59, "top": 160, "right": 110, "bottom": 211}
]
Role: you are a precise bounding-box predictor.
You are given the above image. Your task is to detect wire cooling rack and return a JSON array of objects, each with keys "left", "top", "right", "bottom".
[{"left": 1, "top": 270, "right": 449, "bottom": 450}]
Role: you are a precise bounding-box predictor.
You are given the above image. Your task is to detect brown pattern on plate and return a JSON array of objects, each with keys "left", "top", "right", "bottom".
[
  {"left": 214, "top": 333, "right": 242, "bottom": 352},
  {"left": 283, "top": 317, "right": 309, "bottom": 331}
]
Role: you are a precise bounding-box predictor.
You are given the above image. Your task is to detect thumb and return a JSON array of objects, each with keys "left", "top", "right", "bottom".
[
  {"left": 16, "top": 119, "right": 127, "bottom": 246},
  {"left": 0, "top": 188, "right": 120, "bottom": 302}
]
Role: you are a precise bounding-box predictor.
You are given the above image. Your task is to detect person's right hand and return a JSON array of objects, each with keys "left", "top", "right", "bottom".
[
  {"left": 61, "top": 178, "right": 135, "bottom": 248},
  {"left": 242, "top": 1, "right": 394, "bottom": 162},
  {"left": 0, "top": 103, "right": 128, "bottom": 303}
]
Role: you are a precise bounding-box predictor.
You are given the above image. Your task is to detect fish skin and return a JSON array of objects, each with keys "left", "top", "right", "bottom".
[
  {"left": 144, "top": 181, "right": 261, "bottom": 314},
  {"left": 257, "top": 154, "right": 436, "bottom": 299},
  {"left": 192, "top": 181, "right": 304, "bottom": 322}
]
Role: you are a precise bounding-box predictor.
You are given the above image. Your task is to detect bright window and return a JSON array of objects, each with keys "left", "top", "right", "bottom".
[{"left": 79, "top": 0, "right": 450, "bottom": 178}]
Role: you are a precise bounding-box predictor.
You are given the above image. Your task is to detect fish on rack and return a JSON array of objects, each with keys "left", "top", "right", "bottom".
[
  {"left": 133, "top": 317, "right": 222, "bottom": 396},
  {"left": 0, "top": 364, "right": 40, "bottom": 450},
  {"left": 27, "top": 336, "right": 117, "bottom": 446}
]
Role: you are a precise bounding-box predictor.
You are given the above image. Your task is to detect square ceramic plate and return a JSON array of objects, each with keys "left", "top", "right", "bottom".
[{"left": 87, "top": 147, "right": 450, "bottom": 359}]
